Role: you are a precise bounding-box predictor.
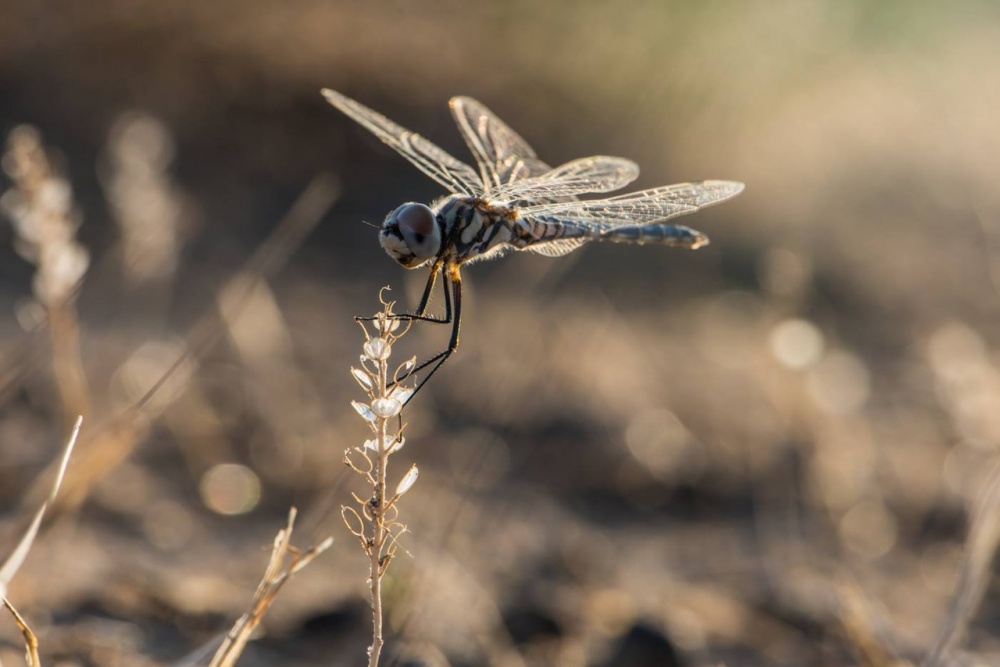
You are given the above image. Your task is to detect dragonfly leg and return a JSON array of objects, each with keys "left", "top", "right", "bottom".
[
  {"left": 400, "top": 258, "right": 451, "bottom": 323},
  {"left": 392, "top": 265, "right": 463, "bottom": 405},
  {"left": 356, "top": 259, "right": 452, "bottom": 324}
]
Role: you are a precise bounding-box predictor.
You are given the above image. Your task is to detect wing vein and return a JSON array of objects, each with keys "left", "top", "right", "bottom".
[{"left": 323, "top": 89, "right": 482, "bottom": 195}]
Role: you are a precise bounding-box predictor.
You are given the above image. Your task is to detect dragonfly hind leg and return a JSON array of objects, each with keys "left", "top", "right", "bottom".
[
  {"left": 395, "top": 266, "right": 462, "bottom": 403},
  {"left": 371, "top": 262, "right": 463, "bottom": 406}
]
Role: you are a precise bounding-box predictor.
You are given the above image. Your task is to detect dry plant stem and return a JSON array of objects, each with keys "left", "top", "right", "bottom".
[
  {"left": 208, "top": 507, "right": 332, "bottom": 667},
  {"left": 1, "top": 126, "right": 91, "bottom": 426},
  {"left": 344, "top": 298, "right": 418, "bottom": 667},
  {"left": 369, "top": 411, "right": 389, "bottom": 667},
  {"left": 3, "top": 598, "right": 40, "bottom": 667},
  {"left": 47, "top": 300, "right": 90, "bottom": 428},
  {"left": 366, "top": 346, "right": 396, "bottom": 667}
]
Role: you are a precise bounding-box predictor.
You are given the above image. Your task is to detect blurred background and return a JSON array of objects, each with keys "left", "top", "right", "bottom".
[{"left": 2, "top": 1, "right": 1000, "bottom": 665}]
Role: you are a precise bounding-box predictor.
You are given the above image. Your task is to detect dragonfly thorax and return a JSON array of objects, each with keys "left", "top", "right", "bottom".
[{"left": 380, "top": 202, "right": 442, "bottom": 268}]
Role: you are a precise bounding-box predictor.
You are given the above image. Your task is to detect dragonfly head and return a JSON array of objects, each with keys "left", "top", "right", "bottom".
[{"left": 380, "top": 203, "right": 441, "bottom": 268}]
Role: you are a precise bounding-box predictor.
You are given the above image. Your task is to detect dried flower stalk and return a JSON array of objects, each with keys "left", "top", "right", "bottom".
[{"left": 344, "top": 292, "right": 418, "bottom": 667}]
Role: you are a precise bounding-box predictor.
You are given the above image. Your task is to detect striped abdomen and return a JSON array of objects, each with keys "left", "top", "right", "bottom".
[{"left": 516, "top": 215, "right": 709, "bottom": 250}]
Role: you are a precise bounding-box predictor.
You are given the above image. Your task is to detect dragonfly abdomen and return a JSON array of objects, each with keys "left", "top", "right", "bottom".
[
  {"left": 598, "top": 222, "right": 709, "bottom": 249},
  {"left": 518, "top": 216, "right": 708, "bottom": 250}
]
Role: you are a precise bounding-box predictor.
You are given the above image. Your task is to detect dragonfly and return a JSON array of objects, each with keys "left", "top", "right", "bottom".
[{"left": 322, "top": 88, "right": 744, "bottom": 402}]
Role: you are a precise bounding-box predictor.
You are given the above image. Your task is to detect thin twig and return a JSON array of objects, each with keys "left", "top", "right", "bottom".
[{"left": 207, "top": 507, "right": 333, "bottom": 667}]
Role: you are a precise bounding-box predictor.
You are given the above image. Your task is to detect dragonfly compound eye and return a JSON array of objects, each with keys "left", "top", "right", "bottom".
[{"left": 381, "top": 203, "right": 441, "bottom": 268}]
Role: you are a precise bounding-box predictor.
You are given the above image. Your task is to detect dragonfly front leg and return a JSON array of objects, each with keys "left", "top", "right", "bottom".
[{"left": 355, "top": 259, "right": 451, "bottom": 325}]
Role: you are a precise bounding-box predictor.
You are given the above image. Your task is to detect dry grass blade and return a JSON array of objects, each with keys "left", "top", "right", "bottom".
[
  {"left": 0, "top": 415, "right": 82, "bottom": 667},
  {"left": 3, "top": 598, "right": 41, "bottom": 667},
  {"left": 207, "top": 507, "right": 333, "bottom": 667},
  {"left": 0, "top": 416, "right": 81, "bottom": 596},
  {"left": 922, "top": 460, "right": 1000, "bottom": 667}
]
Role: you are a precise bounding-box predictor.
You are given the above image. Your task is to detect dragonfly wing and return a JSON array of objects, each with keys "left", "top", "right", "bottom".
[
  {"left": 521, "top": 180, "right": 744, "bottom": 224},
  {"left": 323, "top": 89, "right": 483, "bottom": 196},
  {"left": 488, "top": 156, "right": 640, "bottom": 204},
  {"left": 524, "top": 238, "right": 587, "bottom": 257},
  {"left": 450, "top": 96, "right": 551, "bottom": 190}
]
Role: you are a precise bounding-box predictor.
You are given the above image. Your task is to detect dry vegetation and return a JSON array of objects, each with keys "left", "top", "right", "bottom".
[{"left": 2, "top": 1, "right": 1000, "bottom": 666}]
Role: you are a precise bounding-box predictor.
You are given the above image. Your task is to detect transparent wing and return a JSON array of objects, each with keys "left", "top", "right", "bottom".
[
  {"left": 525, "top": 238, "right": 587, "bottom": 257},
  {"left": 449, "top": 96, "right": 551, "bottom": 190},
  {"left": 521, "top": 180, "right": 745, "bottom": 224},
  {"left": 323, "top": 89, "right": 483, "bottom": 195},
  {"left": 487, "top": 156, "right": 640, "bottom": 204}
]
